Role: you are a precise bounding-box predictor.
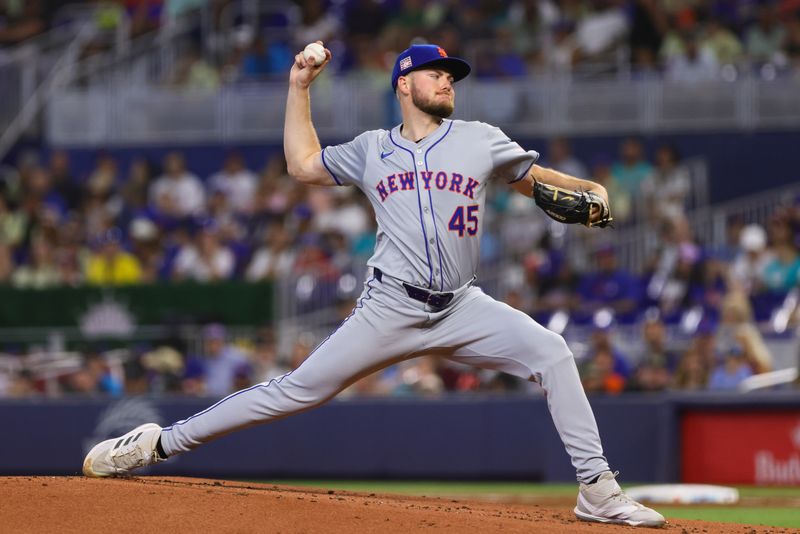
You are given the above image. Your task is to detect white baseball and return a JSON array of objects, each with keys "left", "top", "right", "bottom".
[{"left": 303, "top": 42, "right": 326, "bottom": 65}]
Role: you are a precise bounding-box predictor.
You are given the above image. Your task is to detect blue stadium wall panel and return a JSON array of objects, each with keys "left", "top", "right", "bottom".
[
  {"left": 2, "top": 395, "right": 670, "bottom": 481},
  {"left": 6, "top": 394, "right": 797, "bottom": 480}
]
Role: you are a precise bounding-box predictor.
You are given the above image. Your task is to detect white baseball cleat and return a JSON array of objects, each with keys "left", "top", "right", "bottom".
[
  {"left": 83, "top": 423, "right": 165, "bottom": 478},
  {"left": 574, "top": 471, "right": 666, "bottom": 528}
]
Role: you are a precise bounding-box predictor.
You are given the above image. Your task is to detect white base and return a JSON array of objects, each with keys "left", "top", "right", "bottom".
[{"left": 624, "top": 484, "right": 739, "bottom": 504}]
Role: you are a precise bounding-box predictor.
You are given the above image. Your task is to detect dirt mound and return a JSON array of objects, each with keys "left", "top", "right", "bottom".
[{"left": 0, "top": 476, "right": 787, "bottom": 533}]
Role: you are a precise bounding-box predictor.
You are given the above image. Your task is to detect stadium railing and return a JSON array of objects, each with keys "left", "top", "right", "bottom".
[
  {"left": 269, "top": 181, "right": 800, "bottom": 351},
  {"left": 45, "top": 76, "right": 800, "bottom": 146}
]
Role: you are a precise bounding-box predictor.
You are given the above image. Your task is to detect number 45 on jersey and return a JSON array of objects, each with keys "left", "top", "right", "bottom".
[{"left": 448, "top": 205, "right": 479, "bottom": 237}]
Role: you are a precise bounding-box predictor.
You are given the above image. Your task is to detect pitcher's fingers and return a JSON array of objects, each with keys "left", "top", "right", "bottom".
[{"left": 295, "top": 52, "right": 307, "bottom": 68}]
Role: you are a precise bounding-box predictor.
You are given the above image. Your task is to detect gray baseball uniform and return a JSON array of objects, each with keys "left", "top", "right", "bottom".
[{"left": 160, "top": 119, "right": 610, "bottom": 482}]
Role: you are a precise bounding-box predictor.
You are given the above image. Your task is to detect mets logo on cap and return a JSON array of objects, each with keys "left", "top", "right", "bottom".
[{"left": 390, "top": 44, "right": 472, "bottom": 90}]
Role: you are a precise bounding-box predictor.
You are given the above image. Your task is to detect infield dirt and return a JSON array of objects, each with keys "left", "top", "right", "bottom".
[{"left": 1, "top": 476, "right": 794, "bottom": 533}]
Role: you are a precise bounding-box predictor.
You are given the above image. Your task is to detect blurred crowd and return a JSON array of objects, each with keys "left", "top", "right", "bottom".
[
  {"left": 0, "top": 147, "right": 375, "bottom": 287},
  {"left": 1, "top": 286, "right": 796, "bottom": 399},
  {"left": 3, "top": 1, "right": 800, "bottom": 87},
  {"left": 1, "top": 133, "right": 799, "bottom": 398},
  {"left": 187, "top": 0, "right": 800, "bottom": 87},
  {"left": 0, "top": 136, "right": 694, "bottom": 289},
  {"left": 1, "top": 0, "right": 799, "bottom": 399}
]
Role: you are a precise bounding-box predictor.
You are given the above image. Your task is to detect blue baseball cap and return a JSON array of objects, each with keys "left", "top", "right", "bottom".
[{"left": 391, "top": 44, "right": 471, "bottom": 90}]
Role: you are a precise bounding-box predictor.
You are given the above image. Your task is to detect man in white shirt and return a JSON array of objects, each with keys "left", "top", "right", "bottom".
[
  {"left": 172, "top": 222, "right": 235, "bottom": 282},
  {"left": 208, "top": 151, "right": 257, "bottom": 215},
  {"left": 666, "top": 32, "right": 720, "bottom": 84},
  {"left": 149, "top": 152, "right": 206, "bottom": 218}
]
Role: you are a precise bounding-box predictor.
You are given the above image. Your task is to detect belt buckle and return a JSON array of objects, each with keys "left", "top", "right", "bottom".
[{"left": 426, "top": 291, "right": 452, "bottom": 309}]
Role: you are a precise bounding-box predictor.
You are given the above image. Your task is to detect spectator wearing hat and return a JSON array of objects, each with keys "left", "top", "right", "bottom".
[
  {"left": 707, "top": 345, "right": 754, "bottom": 390},
  {"left": 577, "top": 244, "right": 641, "bottom": 323},
  {"left": 129, "top": 217, "right": 163, "bottom": 283},
  {"left": 85, "top": 228, "right": 143, "bottom": 285},
  {"left": 729, "top": 223, "right": 773, "bottom": 294},
  {"left": 140, "top": 344, "right": 186, "bottom": 394},
  {"left": 183, "top": 324, "right": 252, "bottom": 398}
]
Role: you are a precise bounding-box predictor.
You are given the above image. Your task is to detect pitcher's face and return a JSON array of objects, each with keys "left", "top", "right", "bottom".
[{"left": 409, "top": 69, "right": 455, "bottom": 118}]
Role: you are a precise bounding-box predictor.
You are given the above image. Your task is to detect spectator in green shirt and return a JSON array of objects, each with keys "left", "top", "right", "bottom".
[{"left": 611, "top": 137, "right": 653, "bottom": 199}]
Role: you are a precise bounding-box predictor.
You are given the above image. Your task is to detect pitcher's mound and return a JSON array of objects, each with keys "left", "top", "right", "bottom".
[{"left": 0, "top": 476, "right": 762, "bottom": 533}]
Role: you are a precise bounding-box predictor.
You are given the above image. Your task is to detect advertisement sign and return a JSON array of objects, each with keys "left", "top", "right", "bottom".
[{"left": 682, "top": 411, "right": 800, "bottom": 485}]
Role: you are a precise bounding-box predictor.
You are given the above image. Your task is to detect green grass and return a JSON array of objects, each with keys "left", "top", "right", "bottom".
[
  {"left": 251, "top": 481, "right": 800, "bottom": 528},
  {"left": 736, "top": 486, "right": 800, "bottom": 498},
  {"left": 257, "top": 480, "right": 800, "bottom": 498},
  {"left": 657, "top": 507, "right": 800, "bottom": 528}
]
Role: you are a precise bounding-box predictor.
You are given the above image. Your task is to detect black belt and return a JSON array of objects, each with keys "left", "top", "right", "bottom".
[{"left": 373, "top": 268, "right": 455, "bottom": 310}]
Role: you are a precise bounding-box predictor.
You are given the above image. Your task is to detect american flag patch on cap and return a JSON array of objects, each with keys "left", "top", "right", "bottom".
[{"left": 399, "top": 56, "right": 412, "bottom": 71}]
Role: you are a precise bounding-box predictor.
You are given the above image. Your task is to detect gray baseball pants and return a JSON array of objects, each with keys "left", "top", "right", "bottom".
[{"left": 160, "top": 271, "right": 610, "bottom": 482}]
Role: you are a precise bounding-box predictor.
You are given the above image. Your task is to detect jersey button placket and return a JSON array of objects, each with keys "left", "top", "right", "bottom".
[{"left": 422, "top": 153, "right": 441, "bottom": 289}]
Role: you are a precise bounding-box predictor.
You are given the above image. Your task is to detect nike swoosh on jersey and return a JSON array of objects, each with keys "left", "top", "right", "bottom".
[{"left": 380, "top": 150, "right": 394, "bottom": 159}]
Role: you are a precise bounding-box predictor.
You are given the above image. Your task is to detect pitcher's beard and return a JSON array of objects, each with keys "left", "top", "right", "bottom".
[{"left": 411, "top": 87, "right": 454, "bottom": 118}]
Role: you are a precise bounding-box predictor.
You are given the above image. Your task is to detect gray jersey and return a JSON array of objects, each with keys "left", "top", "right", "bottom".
[
  {"left": 321, "top": 119, "right": 539, "bottom": 291},
  {"left": 158, "top": 120, "right": 609, "bottom": 487}
]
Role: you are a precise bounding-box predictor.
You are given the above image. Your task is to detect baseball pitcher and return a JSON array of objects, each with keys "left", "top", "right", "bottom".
[{"left": 83, "top": 42, "right": 664, "bottom": 528}]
